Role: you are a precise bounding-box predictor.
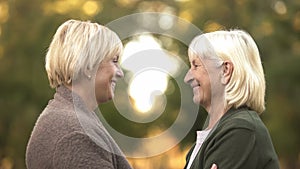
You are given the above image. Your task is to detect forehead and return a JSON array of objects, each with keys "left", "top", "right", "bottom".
[
  {"left": 188, "top": 53, "right": 203, "bottom": 63},
  {"left": 103, "top": 48, "right": 122, "bottom": 60}
]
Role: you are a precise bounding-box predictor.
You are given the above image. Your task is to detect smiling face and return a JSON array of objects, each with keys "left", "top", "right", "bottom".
[
  {"left": 94, "top": 55, "right": 124, "bottom": 104},
  {"left": 184, "top": 56, "right": 212, "bottom": 108}
]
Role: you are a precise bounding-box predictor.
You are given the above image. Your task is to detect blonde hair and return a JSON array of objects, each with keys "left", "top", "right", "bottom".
[
  {"left": 45, "top": 19, "right": 123, "bottom": 88},
  {"left": 189, "top": 30, "right": 266, "bottom": 113}
]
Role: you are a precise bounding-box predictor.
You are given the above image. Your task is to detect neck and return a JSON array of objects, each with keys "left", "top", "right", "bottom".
[
  {"left": 205, "top": 97, "right": 230, "bottom": 130},
  {"left": 66, "top": 82, "right": 97, "bottom": 112}
]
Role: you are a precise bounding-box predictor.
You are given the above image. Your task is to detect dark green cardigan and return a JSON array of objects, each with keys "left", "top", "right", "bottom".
[{"left": 184, "top": 107, "right": 280, "bottom": 169}]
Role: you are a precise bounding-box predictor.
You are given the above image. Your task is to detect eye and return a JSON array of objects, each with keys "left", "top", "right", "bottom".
[
  {"left": 194, "top": 64, "right": 201, "bottom": 68},
  {"left": 192, "top": 60, "right": 202, "bottom": 69},
  {"left": 112, "top": 56, "right": 119, "bottom": 63}
]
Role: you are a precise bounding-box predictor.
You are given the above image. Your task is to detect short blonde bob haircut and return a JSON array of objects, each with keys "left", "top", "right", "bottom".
[
  {"left": 45, "top": 19, "right": 123, "bottom": 88},
  {"left": 188, "top": 30, "right": 266, "bottom": 114}
]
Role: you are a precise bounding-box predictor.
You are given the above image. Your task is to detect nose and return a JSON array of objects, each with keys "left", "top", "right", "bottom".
[
  {"left": 184, "top": 69, "right": 193, "bottom": 84},
  {"left": 116, "top": 65, "right": 124, "bottom": 78}
]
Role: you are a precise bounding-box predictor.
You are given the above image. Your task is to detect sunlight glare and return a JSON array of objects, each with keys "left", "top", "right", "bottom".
[
  {"left": 129, "top": 70, "right": 168, "bottom": 113},
  {"left": 121, "top": 35, "right": 161, "bottom": 65},
  {"left": 122, "top": 35, "right": 177, "bottom": 113}
]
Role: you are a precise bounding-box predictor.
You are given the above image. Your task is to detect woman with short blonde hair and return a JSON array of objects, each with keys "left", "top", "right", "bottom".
[
  {"left": 184, "top": 30, "right": 279, "bottom": 169},
  {"left": 26, "top": 20, "right": 132, "bottom": 169},
  {"left": 45, "top": 19, "right": 123, "bottom": 88}
]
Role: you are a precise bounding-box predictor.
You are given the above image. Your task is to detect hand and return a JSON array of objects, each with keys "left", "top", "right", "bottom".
[{"left": 211, "top": 164, "right": 217, "bottom": 169}]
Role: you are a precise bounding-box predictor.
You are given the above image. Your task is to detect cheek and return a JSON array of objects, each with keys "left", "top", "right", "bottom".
[
  {"left": 94, "top": 75, "right": 107, "bottom": 91},
  {"left": 94, "top": 81, "right": 102, "bottom": 100},
  {"left": 193, "top": 74, "right": 203, "bottom": 84},
  {"left": 95, "top": 68, "right": 113, "bottom": 85},
  {"left": 94, "top": 74, "right": 102, "bottom": 85},
  {"left": 95, "top": 75, "right": 115, "bottom": 94},
  {"left": 203, "top": 79, "right": 212, "bottom": 92}
]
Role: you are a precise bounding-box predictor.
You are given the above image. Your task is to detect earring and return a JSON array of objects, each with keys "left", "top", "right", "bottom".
[{"left": 87, "top": 75, "right": 92, "bottom": 79}]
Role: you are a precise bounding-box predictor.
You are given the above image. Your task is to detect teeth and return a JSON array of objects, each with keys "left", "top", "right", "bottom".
[{"left": 111, "top": 82, "right": 116, "bottom": 89}]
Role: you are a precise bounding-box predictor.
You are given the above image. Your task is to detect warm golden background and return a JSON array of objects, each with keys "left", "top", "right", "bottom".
[{"left": 0, "top": 0, "right": 299, "bottom": 169}]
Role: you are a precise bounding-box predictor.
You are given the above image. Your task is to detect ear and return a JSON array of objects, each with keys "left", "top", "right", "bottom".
[{"left": 221, "top": 61, "right": 233, "bottom": 85}]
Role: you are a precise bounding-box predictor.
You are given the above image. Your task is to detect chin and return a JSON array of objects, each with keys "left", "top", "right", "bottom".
[
  {"left": 193, "top": 97, "right": 201, "bottom": 105},
  {"left": 109, "top": 89, "right": 115, "bottom": 99},
  {"left": 97, "top": 95, "right": 113, "bottom": 104}
]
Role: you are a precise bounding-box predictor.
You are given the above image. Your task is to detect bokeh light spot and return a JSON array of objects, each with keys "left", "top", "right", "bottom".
[
  {"left": 293, "top": 11, "right": 300, "bottom": 31},
  {"left": 82, "top": 1, "right": 102, "bottom": 16},
  {"left": 0, "top": 2, "right": 9, "bottom": 23},
  {"left": 273, "top": 1, "right": 287, "bottom": 15},
  {"left": 179, "top": 11, "right": 193, "bottom": 22},
  {"left": 203, "top": 20, "right": 223, "bottom": 32}
]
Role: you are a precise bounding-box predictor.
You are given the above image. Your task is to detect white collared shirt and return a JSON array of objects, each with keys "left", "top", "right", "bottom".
[{"left": 186, "top": 129, "right": 212, "bottom": 169}]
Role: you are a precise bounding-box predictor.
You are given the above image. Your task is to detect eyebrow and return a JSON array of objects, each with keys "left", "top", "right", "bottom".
[
  {"left": 113, "top": 55, "right": 119, "bottom": 60},
  {"left": 192, "top": 59, "right": 201, "bottom": 65}
]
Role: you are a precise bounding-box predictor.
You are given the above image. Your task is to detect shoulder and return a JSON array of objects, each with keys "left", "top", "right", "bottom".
[
  {"left": 54, "top": 131, "right": 99, "bottom": 151},
  {"left": 218, "top": 108, "right": 260, "bottom": 132},
  {"left": 34, "top": 104, "right": 81, "bottom": 135}
]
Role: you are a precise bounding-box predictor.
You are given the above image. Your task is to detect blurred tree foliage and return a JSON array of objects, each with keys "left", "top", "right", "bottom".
[{"left": 0, "top": 0, "right": 299, "bottom": 169}]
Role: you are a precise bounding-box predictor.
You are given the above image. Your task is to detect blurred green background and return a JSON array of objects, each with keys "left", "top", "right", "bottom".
[{"left": 0, "top": 0, "right": 300, "bottom": 169}]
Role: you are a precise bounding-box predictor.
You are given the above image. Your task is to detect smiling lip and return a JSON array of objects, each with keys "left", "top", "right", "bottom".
[
  {"left": 111, "top": 79, "right": 117, "bottom": 87},
  {"left": 192, "top": 85, "right": 200, "bottom": 88},
  {"left": 191, "top": 83, "right": 200, "bottom": 89},
  {"left": 111, "top": 79, "right": 117, "bottom": 83}
]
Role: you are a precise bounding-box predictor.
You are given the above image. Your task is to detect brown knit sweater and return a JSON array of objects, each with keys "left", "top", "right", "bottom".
[{"left": 26, "top": 86, "right": 133, "bottom": 169}]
